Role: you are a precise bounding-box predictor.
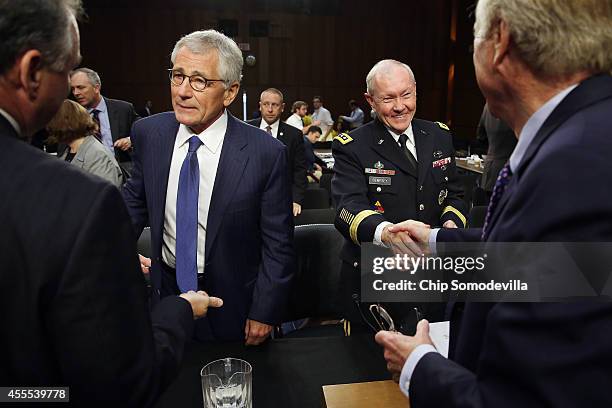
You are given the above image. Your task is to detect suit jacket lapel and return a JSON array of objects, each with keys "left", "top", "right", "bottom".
[
  {"left": 105, "top": 97, "right": 119, "bottom": 142},
  {"left": 370, "top": 121, "right": 417, "bottom": 178},
  {"left": 413, "top": 122, "right": 433, "bottom": 187},
  {"left": 517, "top": 74, "right": 612, "bottom": 178},
  {"left": 205, "top": 114, "right": 249, "bottom": 258},
  {"left": 487, "top": 75, "right": 612, "bottom": 236},
  {"left": 152, "top": 116, "right": 180, "bottom": 239}
]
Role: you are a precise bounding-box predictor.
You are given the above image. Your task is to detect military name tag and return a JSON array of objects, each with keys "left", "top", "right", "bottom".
[
  {"left": 365, "top": 168, "right": 396, "bottom": 175},
  {"left": 369, "top": 176, "right": 391, "bottom": 185},
  {"left": 432, "top": 157, "right": 451, "bottom": 168}
]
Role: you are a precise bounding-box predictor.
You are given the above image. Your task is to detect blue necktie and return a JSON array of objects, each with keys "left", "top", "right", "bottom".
[
  {"left": 481, "top": 163, "right": 512, "bottom": 240},
  {"left": 175, "top": 136, "right": 203, "bottom": 292}
]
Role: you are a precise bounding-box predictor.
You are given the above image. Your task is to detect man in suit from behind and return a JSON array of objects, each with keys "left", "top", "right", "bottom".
[
  {"left": 376, "top": 0, "right": 612, "bottom": 406},
  {"left": 70, "top": 67, "right": 140, "bottom": 172},
  {"left": 247, "top": 88, "right": 307, "bottom": 216},
  {"left": 123, "top": 29, "right": 295, "bottom": 344},
  {"left": 477, "top": 103, "right": 516, "bottom": 198},
  {"left": 0, "top": 0, "right": 221, "bottom": 405}
]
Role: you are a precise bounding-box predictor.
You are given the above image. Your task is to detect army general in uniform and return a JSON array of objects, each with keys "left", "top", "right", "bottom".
[{"left": 332, "top": 59, "right": 467, "bottom": 334}]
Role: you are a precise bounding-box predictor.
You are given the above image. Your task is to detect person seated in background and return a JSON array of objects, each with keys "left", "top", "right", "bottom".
[
  {"left": 339, "top": 99, "right": 364, "bottom": 129},
  {"left": 304, "top": 125, "right": 325, "bottom": 182},
  {"left": 286, "top": 100, "right": 320, "bottom": 134},
  {"left": 47, "top": 100, "right": 124, "bottom": 187}
]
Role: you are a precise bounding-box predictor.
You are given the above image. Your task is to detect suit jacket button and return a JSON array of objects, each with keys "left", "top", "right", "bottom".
[
  {"left": 353, "top": 261, "right": 359, "bottom": 268},
  {"left": 419, "top": 204, "right": 425, "bottom": 211}
]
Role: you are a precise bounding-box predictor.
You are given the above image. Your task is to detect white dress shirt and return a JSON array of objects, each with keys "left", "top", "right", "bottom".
[
  {"left": 259, "top": 119, "right": 280, "bottom": 138},
  {"left": 373, "top": 125, "right": 417, "bottom": 246},
  {"left": 312, "top": 106, "right": 334, "bottom": 139},
  {"left": 161, "top": 110, "right": 228, "bottom": 274},
  {"left": 409, "top": 83, "right": 579, "bottom": 397},
  {"left": 285, "top": 113, "right": 303, "bottom": 131}
]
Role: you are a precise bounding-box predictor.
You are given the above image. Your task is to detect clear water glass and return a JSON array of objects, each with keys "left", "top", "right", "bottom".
[{"left": 201, "top": 358, "right": 252, "bottom": 408}]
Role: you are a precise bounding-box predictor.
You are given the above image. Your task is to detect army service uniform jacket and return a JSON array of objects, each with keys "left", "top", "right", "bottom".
[{"left": 331, "top": 118, "right": 467, "bottom": 329}]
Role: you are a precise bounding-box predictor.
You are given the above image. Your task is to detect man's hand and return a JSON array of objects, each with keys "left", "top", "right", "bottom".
[
  {"left": 381, "top": 220, "right": 430, "bottom": 256},
  {"left": 443, "top": 220, "right": 458, "bottom": 228},
  {"left": 375, "top": 320, "right": 434, "bottom": 378},
  {"left": 244, "top": 319, "right": 272, "bottom": 345},
  {"left": 179, "top": 290, "right": 223, "bottom": 319},
  {"left": 388, "top": 220, "right": 432, "bottom": 243},
  {"left": 293, "top": 202, "right": 302, "bottom": 217},
  {"left": 314, "top": 163, "right": 323, "bottom": 172},
  {"left": 313, "top": 119, "right": 321, "bottom": 126},
  {"left": 113, "top": 136, "right": 132, "bottom": 151},
  {"left": 138, "top": 254, "right": 151, "bottom": 275}
]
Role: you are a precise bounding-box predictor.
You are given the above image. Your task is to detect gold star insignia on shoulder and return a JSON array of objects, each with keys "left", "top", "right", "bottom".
[
  {"left": 435, "top": 121, "right": 450, "bottom": 131},
  {"left": 334, "top": 133, "right": 353, "bottom": 145}
]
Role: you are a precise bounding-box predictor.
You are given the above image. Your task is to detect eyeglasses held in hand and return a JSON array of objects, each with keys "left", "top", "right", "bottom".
[{"left": 369, "top": 304, "right": 424, "bottom": 333}]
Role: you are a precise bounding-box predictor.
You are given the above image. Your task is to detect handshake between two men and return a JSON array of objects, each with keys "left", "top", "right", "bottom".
[{"left": 380, "top": 219, "right": 457, "bottom": 256}]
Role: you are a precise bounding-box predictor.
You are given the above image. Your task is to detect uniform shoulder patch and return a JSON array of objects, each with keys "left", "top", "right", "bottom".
[
  {"left": 435, "top": 121, "right": 450, "bottom": 131},
  {"left": 333, "top": 132, "right": 353, "bottom": 145}
]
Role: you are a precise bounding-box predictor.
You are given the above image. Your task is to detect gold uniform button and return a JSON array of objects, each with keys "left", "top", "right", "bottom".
[{"left": 419, "top": 204, "right": 425, "bottom": 211}]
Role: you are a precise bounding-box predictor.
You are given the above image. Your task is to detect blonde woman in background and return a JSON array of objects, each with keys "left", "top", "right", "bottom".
[{"left": 47, "top": 100, "right": 123, "bottom": 187}]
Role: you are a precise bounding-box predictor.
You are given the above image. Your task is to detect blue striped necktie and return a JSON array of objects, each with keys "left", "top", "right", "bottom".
[
  {"left": 175, "top": 135, "right": 203, "bottom": 292},
  {"left": 481, "top": 163, "right": 512, "bottom": 240}
]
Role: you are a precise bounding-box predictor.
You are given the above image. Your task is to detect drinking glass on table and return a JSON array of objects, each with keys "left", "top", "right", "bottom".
[{"left": 201, "top": 358, "right": 252, "bottom": 408}]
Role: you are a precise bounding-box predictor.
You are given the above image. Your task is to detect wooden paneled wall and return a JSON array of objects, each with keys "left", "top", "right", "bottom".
[{"left": 79, "top": 0, "right": 482, "bottom": 140}]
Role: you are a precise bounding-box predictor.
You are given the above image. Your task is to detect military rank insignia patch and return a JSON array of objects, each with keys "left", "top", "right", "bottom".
[
  {"left": 435, "top": 121, "right": 450, "bottom": 131},
  {"left": 334, "top": 133, "right": 353, "bottom": 144}
]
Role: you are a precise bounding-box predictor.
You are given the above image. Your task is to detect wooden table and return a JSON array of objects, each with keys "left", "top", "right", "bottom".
[
  {"left": 456, "top": 157, "right": 484, "bottom": 174},
  {"left": 323, "top": 380, "right": 409, "bottom": 408}
]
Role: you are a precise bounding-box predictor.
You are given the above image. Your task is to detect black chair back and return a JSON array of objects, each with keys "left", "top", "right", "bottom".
[
  {"left": 285, "top": 224, "right": 343, "bottom": 321},
  {"left": 294, "top": 208, "right": 335, "bottom": 226},
  {"left": 302, "top": 187, "right": 330, "bottom": 209}
]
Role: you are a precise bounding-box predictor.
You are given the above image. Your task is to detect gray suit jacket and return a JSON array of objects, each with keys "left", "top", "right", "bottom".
[{"left": 59, "top": 135, "right": 123, "bottom": 186}]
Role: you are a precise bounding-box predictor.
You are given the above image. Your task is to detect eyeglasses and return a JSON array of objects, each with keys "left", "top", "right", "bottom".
[
  {"left": 168, "top": 69, "right": 226, "bottom": 92},
  {"left": 368, "top": 304, "right": 423, "bottom": 333},
  {"left": 369, "top": 304, "right": 397, "bottom": 332}
]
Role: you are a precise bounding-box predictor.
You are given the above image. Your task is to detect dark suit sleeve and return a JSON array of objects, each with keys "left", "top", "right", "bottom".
[
  {"left": 249, "top": 146, "right": 295, "bottom": 324},
  {"left": 332, "top": 137, "right": 386, "bottom": 245},
  {"left": 48, "top": 183, "right": 193, "bottom": 406},
  {"left": 292, "top": 132, "right": 307, "bottom": 204},
  {"left": 122, "top": 121, "right": 149, "bottom": 235}
]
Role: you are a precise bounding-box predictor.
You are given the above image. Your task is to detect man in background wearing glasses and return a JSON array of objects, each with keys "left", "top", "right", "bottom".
[
  {"left": 123, "top": 29, "right": 295, "bottom": 345},
  {"left": 332, "top": 59, "right": 467, "bottom": 335}
]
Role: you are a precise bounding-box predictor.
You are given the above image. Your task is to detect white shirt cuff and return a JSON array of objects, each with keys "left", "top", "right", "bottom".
[
  {"left": 374, "top": 221, "right": 392, "bottom": 247},
  {"left": 399, "top": 344, "right": 438, "bottom": 397},
  {"left": 428, "top": 228, "right": 440, "bottom": 256}
]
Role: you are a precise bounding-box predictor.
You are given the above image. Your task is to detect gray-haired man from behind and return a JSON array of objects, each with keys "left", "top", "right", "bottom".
[{"left": 0, "top": 0, "right": 221, "bottom": 405}]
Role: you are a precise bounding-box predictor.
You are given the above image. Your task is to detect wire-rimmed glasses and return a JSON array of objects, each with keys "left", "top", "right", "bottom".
[{"left": 369, "top": 304, "right": 423, "bottom": 333}]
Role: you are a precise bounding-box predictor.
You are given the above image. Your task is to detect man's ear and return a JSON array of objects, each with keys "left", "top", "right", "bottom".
[
  {"left": 223, "top": 82, "right": 240, "bottom": 107},
  {"left": 364, "top": 92, "right": 375, "bottom": 110},
  {"left": 18, "top": 49, "right": 44, "bottom": 101},
  {"left": 493, "top": 19, "right": 510, "bottom": 67}
]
